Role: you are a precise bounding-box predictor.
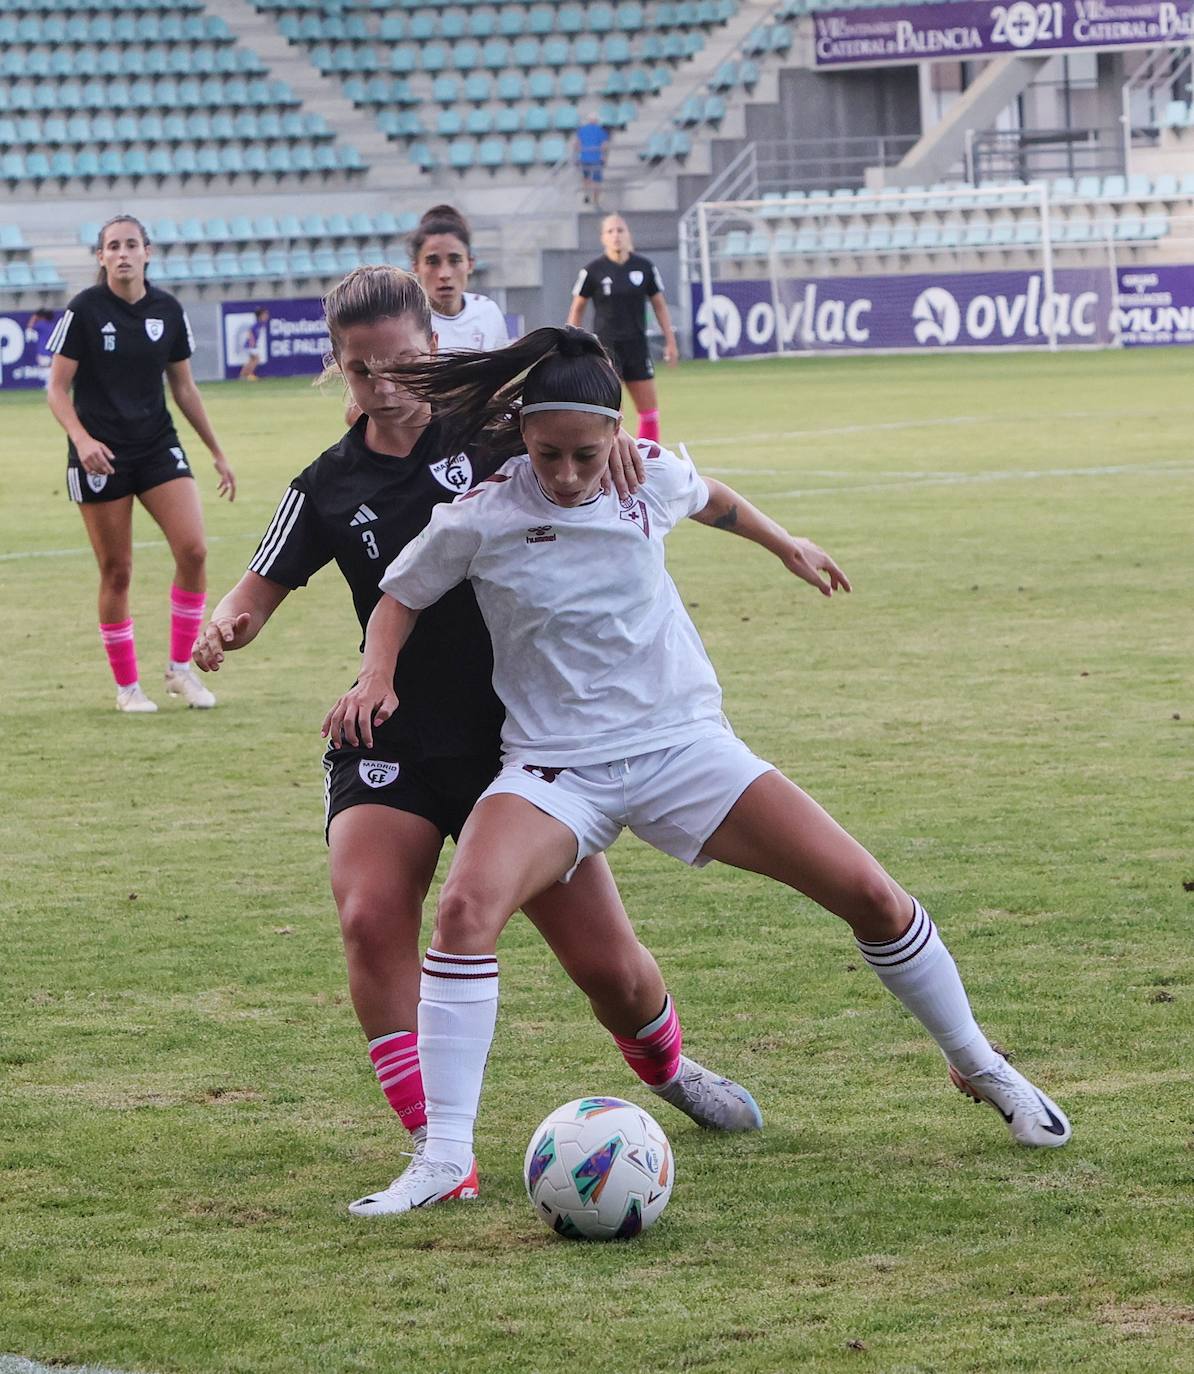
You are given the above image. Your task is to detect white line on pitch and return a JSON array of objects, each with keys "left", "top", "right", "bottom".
[
  {"left": 693, "top": 406, "right": 1194, "bottom": 451},
  {"left": 0, "top": 534, "right": 230, "bottom": 563},
  {"left": 770, "top": 460, "right": 1194, "bottom": 500}
]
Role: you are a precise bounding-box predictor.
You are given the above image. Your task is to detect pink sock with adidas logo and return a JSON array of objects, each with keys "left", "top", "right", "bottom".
[{"left": 367, "top": 1030, "right": 427, "bottom": 1134}]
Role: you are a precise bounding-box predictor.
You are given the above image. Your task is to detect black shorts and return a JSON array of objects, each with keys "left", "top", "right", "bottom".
[
  {"left": 67, "top": 441, "right": 193, "bottom": 504},
  {"left": 322, "top": 743, "right": 500, "bottom": 843},
  {"left": 602, "top": 335, "right": 654, "bottom": 383}
]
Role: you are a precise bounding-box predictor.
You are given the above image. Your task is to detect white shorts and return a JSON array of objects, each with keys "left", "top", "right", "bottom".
[{"left": 480, "top": 730, "right": 775, "bottom": 879}]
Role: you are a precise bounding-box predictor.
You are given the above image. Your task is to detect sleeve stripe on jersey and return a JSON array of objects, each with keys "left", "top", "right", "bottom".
[
  {"left": 182, "top": 311, "right": 195, "bottom": 353},
  {"left": 571, "top": 268, "right": 588, "bottom": 297},
  {"left": 249, "top": 488, "right": 305, "bottom": 576},
  {"left": 47, "top": 310, "right": 73, "bottom": 355}
]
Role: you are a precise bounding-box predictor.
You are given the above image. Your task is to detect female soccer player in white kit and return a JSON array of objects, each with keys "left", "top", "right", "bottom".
[
  {"left": 409, "top": 204, "right": 510, "bottom": 353},
  {"left": 324, "top": 326, "right": 1073, "bottom": 1214}
]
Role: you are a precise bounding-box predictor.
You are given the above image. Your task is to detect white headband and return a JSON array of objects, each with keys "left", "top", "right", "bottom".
[{"left": 521, "top": 402, "right": 622, "bottom": 420}]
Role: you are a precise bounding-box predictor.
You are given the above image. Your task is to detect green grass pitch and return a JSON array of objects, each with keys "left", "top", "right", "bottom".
[{"left": 1, "top": 350, "right": 1192, "bottom": 1374}]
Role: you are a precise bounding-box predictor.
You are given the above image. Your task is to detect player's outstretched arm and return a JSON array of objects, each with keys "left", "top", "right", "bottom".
[
  {"left": 194, "top": 571, "right": 290, "bottom": 671},
  {"left": 690, "top": 477, "right": 851, "bottom": 599},
  {"left": 322, "top": 595, "right": 420, "bottom": 750}
]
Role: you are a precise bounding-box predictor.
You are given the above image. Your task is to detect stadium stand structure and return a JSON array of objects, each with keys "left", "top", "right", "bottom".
[{"left": 2, "top": 0, "right": 1193, "bottom": 359}]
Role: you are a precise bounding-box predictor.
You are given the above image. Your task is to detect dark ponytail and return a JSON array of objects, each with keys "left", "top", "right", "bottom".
[{"left": 378, "top": 325, "right": 621, "bottom": 456}]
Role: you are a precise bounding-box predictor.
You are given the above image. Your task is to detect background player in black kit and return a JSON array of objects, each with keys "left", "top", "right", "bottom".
[
  {"left": 46, "top": 214, "right": 236, "bottom": 714},
  {"left": 193, "top": 266, "right": 763, "bottom": 1214},
  {"left": 567, "top": 213, "right": 679, "bottom": 444}
]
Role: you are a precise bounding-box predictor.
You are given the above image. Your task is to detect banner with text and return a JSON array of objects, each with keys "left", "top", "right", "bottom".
[
  {"left": 691, "top": 267, "right": 1126, "bottom": 357},
  {"left": 219, "top": 296, "right": 330, "bottom": 381},
  {"left": 813, "top": 0, "right": 1194, "bottom": 66},
  {"left": 0, "top": 307, "right": 58, "bottom": 390}
]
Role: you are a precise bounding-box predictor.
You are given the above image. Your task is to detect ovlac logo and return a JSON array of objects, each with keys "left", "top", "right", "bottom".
[
  {"left": 145, "top": 318, "right": 164, "bottom": 342},
  {"left": 911, "top": 277, "right": 1100, "bottom": 345},
  {"left": 628, "top": 270, "right": 644, "bottom": 286},
  {"left": 358, "top": 759, "right": 399, "bottom": 788},
  {"left": 695, "top": 294, "right": 743, "bottom": 353},
  {"left": 911, "top": 287, "right": 962, "bottom": 345},
  {"left": 430, "top": 452, "right": 472, "bottom": 493},
  {"left": 87, "top": 473, "right": 108, "bottom": 493}
]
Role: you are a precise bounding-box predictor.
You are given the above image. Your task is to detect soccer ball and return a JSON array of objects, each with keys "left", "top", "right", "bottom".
[{"left": 523, "top": 1096, "right": 674, "bottom": 1240}]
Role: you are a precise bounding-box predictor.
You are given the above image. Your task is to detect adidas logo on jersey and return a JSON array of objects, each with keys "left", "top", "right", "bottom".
[
  {"left": 101, "top": 322, "right": 116, "bottom": 332},
  {"left": 526, "top": 525, "right": 556, "bottom": 544},
  {"left": 349, "top": 504, "right": 378, "bottom": 527}
]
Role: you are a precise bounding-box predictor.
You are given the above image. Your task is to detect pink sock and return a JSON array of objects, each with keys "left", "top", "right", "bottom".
[
  {"left": 169, "top": 584, "right": 206, "bottom": 665},
  {"left": 636, "top": 409, "right": 661, "bottom": 443},
  {"left": 99, "top": 618, "right": 138, "bottom": 688},
  {"left": 613, "top": 995, "right": 682, "bottom": 1088},
  {"left": 368, "top": 1030, "right": 427, "bottom": 1133}
]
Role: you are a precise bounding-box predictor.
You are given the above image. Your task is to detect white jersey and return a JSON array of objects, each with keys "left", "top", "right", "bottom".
[
  {"left": 431, "top": 293, "right": 510, "bottom": 353},
  {"left": 380, "top": 443, "right": 722, "bottom": 766}
]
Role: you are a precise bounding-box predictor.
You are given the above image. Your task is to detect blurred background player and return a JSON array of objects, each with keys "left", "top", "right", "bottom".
[
  {"left": 566, "top": 213, "right": 678, "bottom": 442},
  {"left": 238, "top": 307, "right": 270, "bottom": 382},
  {"left": 574, "top": 113, "right": 611, "bottom": 208},
  {"left": 45, "top": 214, "right": 236, "bottom": 714},
  {"left": 344, "top": 204, "right": 510, "bottom": 425},
  {"left": 409, "top": 204, "right": 510, "bottom": 353}
]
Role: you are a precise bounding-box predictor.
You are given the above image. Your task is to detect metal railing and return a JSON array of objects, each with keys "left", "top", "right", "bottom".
[{"left": 966, "top": 126, "right": 1125, "bottom": 184}]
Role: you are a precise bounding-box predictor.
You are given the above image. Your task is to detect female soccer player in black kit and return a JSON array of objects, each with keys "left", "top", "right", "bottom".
[
  {"left": 194, "top": 266, "right": 765, "bottom": 1215},
  {"left": 567, "top": 213, "right": 679, "bottom": 443},
  {"left": 46, "top": 214, "right": 236, "bottom": 713}
]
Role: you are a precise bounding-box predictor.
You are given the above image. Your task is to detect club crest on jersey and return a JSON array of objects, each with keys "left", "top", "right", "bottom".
[
  {"left": 430, "top": 452, "right": 472, "bottom": 493},
  {"left": 629, "top": 270, "right": 644, "bottom": 286},
  {"left": 358, "top": 760, "right": 400, "bottom": 788},
  {"left": 86, "top": 473, "right": 108, "bottom": 493},
  {"left": 526, "top": 525, "right": 556, "bottom": 544},
  {"left": 145, "top": 318, "right": 164, "bottom": 342},
  {"left": 619, "top": 497, "right": 650, "bottom": 538}
]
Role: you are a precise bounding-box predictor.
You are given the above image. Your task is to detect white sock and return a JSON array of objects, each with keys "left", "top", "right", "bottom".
[
  {"left": 418, "top": 949, "right": 499, "bottom": 1173},
  {"left": 856, "top": 899, "right": 1000, "bottom": 1078},
  {"left": 169, "top": 660, "right": 192, "bottom": 674}
]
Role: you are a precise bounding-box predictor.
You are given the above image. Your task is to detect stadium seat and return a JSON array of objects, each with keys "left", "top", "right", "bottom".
[
  {"left": 449, "top": 139, "right": 476, "bottom": 170},
  {"left": 479, "top": 138, "right": 505, "bottom": 170},
  {"left": 510, "top": 135, "right": 536, "bottom": 168},
  {"left": 467, "top": 108, "right": 495, "bottom": 135},
  {"left": 6, "top": 260, "right": 35, "bottom": 288}
]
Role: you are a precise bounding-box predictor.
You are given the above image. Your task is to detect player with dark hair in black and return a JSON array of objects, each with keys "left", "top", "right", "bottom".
[
  {"left": 46, "top": 213, "right": 236, "bottom": 713},
  {"left": 566, "top": 213, "right": 678, "bottom": 443},
  {"left": 194, "top": 265, "right": 766, "bottom": 1216}
]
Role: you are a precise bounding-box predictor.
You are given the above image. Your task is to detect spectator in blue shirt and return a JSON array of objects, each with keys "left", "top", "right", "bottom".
[{"left": 575, "top": 113, "right": 611, "bottom": 207}]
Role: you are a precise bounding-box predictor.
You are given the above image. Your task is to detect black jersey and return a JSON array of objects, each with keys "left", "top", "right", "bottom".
[
  {"left": 572, "top": 253, "right": 665, "bottom": 342},
  {"left": 248, "top": 416, "right": 505, "bottom": 763},
  {"left": 48, "top": 281, "right": 193, "bottom": 457}
]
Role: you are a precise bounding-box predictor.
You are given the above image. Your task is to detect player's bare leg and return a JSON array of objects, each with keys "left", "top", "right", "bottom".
[
  {"left": 702, "top": 771, "right": 1070, "bottom": 1146},
  {"left": 80, "top": 497, "right": 154, "bottom": 711},
  {"left": 356, "top": 797, "right": 575, "bottom": 1216},
  {"left": 141, "top": 477, "right": 215, "bottom": 707},
  {"left": 625, "top": 377, "right": 660, "bottom": 441},
  {"left": 525, "top": 854, "right": 761, "bottom": 1130}
]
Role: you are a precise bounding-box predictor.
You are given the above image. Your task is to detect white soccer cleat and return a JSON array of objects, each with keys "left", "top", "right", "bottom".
[
  {"left": 651, "top": 1054, "right": 764, "bottom": 1132},
  {"left": 116, "top": 683, "right": 158, "bottom": 713},
  {"left": 950, "top": 1057, "right": 1071, "bottom": 1148},
  {"left": 164, "top": 664, "right": 217, "bottom": 709},
  {"left": 348, "top": 1153, "right": 479, "bottom": 1217}
]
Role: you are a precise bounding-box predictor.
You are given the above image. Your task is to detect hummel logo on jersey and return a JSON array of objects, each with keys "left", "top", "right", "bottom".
[
  {"left": 526, "top": 525, "right": 556, "bottom": 544},
  {"left": 619, "top": 497, "right": 650, "bottom": 538},
  {"left": 349, "top": 504, "right": 378, "bottom": 527}
]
